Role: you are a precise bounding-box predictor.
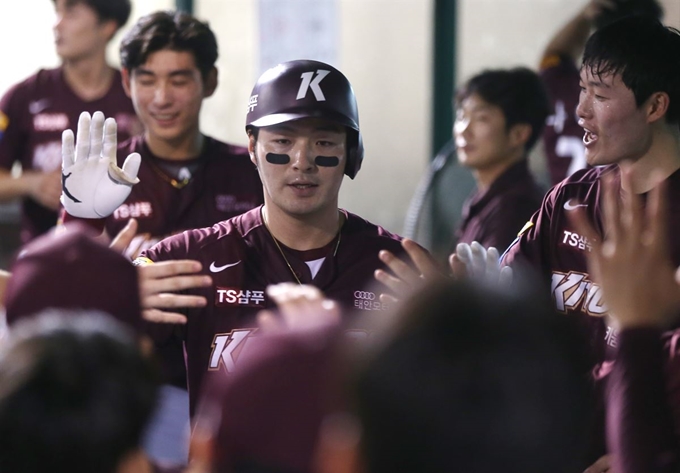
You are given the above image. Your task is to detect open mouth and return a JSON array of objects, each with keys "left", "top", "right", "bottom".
[{"left": 583, "top": 129, "right": 598, "bottom": 146}]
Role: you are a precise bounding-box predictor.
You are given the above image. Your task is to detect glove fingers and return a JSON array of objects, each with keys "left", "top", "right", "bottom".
[
  {"left": 470, "top": 241, "right": 487, "bottom": 277},
  {"left": 89, "top": 111, "right": 105, "bottom": 160},
  {"left": 62, "top": 129, "right": 75, "bottom": 168},
  {"left": 75, "top": 111, "right": 91, "bottom": 163},
  {"left": 499, "top": 266, "right": 514, "bottom": 289},
  {"left": 455, "top": 243, "right": 473, "bottom": 267},
  {"left": 486, "top": 246, "right": 501, "bottom": 281},
  {"left": 102, "top": 117, "right": 118, "bottom": 162}
]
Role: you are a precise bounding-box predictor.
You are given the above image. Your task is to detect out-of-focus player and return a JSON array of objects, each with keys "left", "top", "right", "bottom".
[
  {"left": 61, "top": 59, "right": 408, "bottom": 414},
  {"left": 453, "top": 67, "right": 548, "bottom": 251},
  {"left": 539, "top": 0, "right": 663, "bottom": 185},
  {"left": 100, "top": 10, "right": 263, "bottom": 258},
  {"left": 0, "top": 0, "right": 139, "bottom": 244}
]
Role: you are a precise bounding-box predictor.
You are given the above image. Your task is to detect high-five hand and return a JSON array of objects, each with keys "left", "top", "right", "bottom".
[{"left": 61, "top": 111, "right": 141, "bottom": 218}]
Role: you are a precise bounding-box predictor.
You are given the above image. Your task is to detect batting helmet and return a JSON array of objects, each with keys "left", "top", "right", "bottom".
[{"left": 245, "top": 60, "right": 364, "bottom": 179}]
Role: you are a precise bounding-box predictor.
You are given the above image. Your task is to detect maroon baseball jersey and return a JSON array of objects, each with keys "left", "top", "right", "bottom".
[
  {"left": 105, "top": 135, "right": 264, "bottom": 259},
  {"left": 0, "top": 67, "right": 140, "bottom": 243},
  {"left": 540, "top": 54, "right": 588, "bottom": 185},
  {"left": 137, "top": 207, "right": 404, "bottom": 413},
  {"left": 503, "top": 165, "right": 680, "bottom": 460},
  {"left": 455, "top": 160, "right": 545, "bottom": 252}
]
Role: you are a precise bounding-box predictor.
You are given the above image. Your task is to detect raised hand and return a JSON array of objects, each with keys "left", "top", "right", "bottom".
[
  {"left": 61, "top": 111, "right": 141, "bottom": 218},
  {"left": 570, "top": 168, "right": 680, "bottom": 329},
  {"left": 257, "top": 283, "right": 340, "bottom": 333},
  {"left": 450, "top": 241, "right": 513, "bottom": 287}
]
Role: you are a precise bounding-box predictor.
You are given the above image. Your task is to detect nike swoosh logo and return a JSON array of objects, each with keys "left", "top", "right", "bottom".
[
  {"left": 209, "top": 261, "right": 241, "bottom": 273},
  {"left": 563, "top": 199, "right": 587, "bottom": 211},
  {"left": 28, "top": 99, "right": 51, "bottom": 115}
]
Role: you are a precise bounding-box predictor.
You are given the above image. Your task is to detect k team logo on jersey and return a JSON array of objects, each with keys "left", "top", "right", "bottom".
[
  {"left": 353, "top": 290, "right": 388, "bottom": 311},
  {"left": 33, "top": 113, "right": 68, "bottom": 132},
  {"left": 561, "top": 230, "right": 592, "bottom": 252},
  {"left": 551, "top": 271, "right": 607, "bottom": 316},
  {"left": 215, "top": 287, "right": 266, "bottom": 307},
  {"left": 208, "top": 329, "right": 258, "bottom": 373}
]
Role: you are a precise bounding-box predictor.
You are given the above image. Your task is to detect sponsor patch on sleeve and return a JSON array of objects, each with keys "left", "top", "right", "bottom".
[
  {"left": 517, "top": 221, "right": 534, "bottom": 237},
  {"left": 132, "top": 256, "right": 154, "bottom": 267},
  {"left": 0, "top": 110, "right": 9, "bottom": 139}
]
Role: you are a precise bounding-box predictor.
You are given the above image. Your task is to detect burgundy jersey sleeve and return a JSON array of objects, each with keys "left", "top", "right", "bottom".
[
  {"left": 0, "top": 79, "right": 30, "bottom": 170},
  {"left": 607, "top": 328, "right": 680, "bottom": 473}
]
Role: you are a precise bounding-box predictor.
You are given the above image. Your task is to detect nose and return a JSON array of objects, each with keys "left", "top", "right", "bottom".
[
  {"left": 453, "top": 116, "right": 470, "bottom": 137},
  {"left": 53, "top": 12, "right": 64, "bottom": 32},
  {"left": 153, "top": 82, "right": 172, "bottom": 107},
  {"left": 576, "top": 94, "right": 591, "bottom": 122},
  {"left": 290, "top": 140, "right": 315, "bottom": 172}
]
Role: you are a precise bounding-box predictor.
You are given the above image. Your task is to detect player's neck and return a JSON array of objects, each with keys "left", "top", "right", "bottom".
[
  {"left": 262, "top": 204, "right": 343, "bottom": 251},
  {"left": 144, "top": 128, "right": 204, "bottom": 161},
  {"left": 620, "top": 126, "right": 680, "bottom": 194},
  {"left": 472, "top": 152, "right": 524, "bottom": 191},
  {"left": 62, "top": 52, "right": 114, "bottom": 102}
]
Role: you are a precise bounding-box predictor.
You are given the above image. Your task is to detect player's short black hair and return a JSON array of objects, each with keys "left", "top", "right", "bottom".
[
  {"left": 455, "top": 67, "right": 550, "bottom": 153},
  {"left": 583, "top": 16, "right": 680, "bottom": 125},
  {"left": 0, "top": 310, "right": 158, "bottom": 473},
  {"left": 594, "top": 0, "right": 663, "bottom": 30},
  {"left": 120, "top": 10, "right": 218, "bottom": 80},
  {"left": 355, "top": 281, "right": 594, "bottom": 473},
  {"left": 53, "top": 0, "right": 131, "bottom": 30}
]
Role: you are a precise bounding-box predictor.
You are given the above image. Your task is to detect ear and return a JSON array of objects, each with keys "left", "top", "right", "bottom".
[
  {"left": 121, "top": 68, "right": 132, "bottom": 98},
  {"left": 646, "top": 92, "right": 670, "bottom": 124},
  {"left": 203, "top": 67, "right": 218, "bottom": 98},
  {"left": 99, "top": 19, "right": 118, "bottom": 43},
  {"left": 248, "top": 133, "right": 257, "bottom": 166},
  {"left": 508, "top": 123, "right": 532, "bottom": 149}
]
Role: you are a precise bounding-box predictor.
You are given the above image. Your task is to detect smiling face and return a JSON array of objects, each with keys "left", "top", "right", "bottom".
[
  {"left": 123, "top": 49, "right": 216, "bottom": 155},
  {"left": 53, "top": 0, "right": 115, "bottom": 61},
  {"left": 249, "top": 117, "right": 347, "bottom": 220},
  {"left": 576, "top": 67, "right": 653, "bottom": 166}
]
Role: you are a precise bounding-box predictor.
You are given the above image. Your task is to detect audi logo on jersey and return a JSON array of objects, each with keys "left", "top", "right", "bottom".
[{"left": 353, "top": 291, "right": 376, "bottom": 300}]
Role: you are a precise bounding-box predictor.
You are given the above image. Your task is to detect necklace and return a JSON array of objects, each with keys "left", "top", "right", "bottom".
[
  {"left": 261, "top": 209, "right": 342, "bottom": 285},
  {"left": 146, "top": 157, "right": 192, "bottom": 189}
]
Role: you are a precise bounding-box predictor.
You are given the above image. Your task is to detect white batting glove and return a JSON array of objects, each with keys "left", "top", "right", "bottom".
[
  {"left": 455, "top": 241, "right": 513, "bottom": 288},
  {"left": 61, "top": 111, "right": 141, "bottom": 219}
]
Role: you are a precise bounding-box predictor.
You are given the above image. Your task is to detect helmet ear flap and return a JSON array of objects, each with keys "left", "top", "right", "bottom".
[{"left": 345, "top": 130, "right": 364, "bottom": 179}]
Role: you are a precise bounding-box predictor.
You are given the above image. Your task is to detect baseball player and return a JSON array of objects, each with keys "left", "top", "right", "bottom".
[
  {"left": 453, "top": 67, "right": 548, "bottom": 251},
  {"left": 539, "top": 0, "right": 663, "bottom": 184},
  {"left": 63, "top": 11, "right": 264, "bottom": 258},
  {"left": 0, "top": 0, "right": 139, "bottom": 244},
  {"left": 60, "top": 59, "right": 407, "bottom": 413}
]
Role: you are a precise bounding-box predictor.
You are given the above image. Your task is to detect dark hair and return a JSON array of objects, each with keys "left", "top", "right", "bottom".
[
  {"left": 120, "top": 10, "right": 218, "bottom": 79},
  {"left": 0, "top": 311, "right": 159, "bottom": 473},
  {"left": 594, "top": 0, "right": 663, "bottom": 29},
  {"left": 455, "top": 67, "right": 550, "bottom": 152},
  {"left": 356, "top": 281, "right": 594, "bottom": 473},
  {"left": 583, "top": 16, "right": 680, "bottom": 124},
  {"left": 53, "top": 0, "right": 131, "bottom": 29}
]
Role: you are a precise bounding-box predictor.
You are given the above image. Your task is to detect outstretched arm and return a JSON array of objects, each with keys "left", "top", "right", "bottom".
[{"left": 542, "top": 0, "right": 615, "bottom": 63}]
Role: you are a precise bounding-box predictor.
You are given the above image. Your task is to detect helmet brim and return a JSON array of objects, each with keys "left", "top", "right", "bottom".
[{"left": 247, "top": 110, "right": 359, "bottom": 131}]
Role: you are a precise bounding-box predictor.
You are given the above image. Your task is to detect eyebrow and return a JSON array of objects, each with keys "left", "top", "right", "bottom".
[
  {"left": 134, "top": 68, "right": 196, "bottom": 78},
  {"left": 588, "top": 80, "right": 611, "bottom": 88}
]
